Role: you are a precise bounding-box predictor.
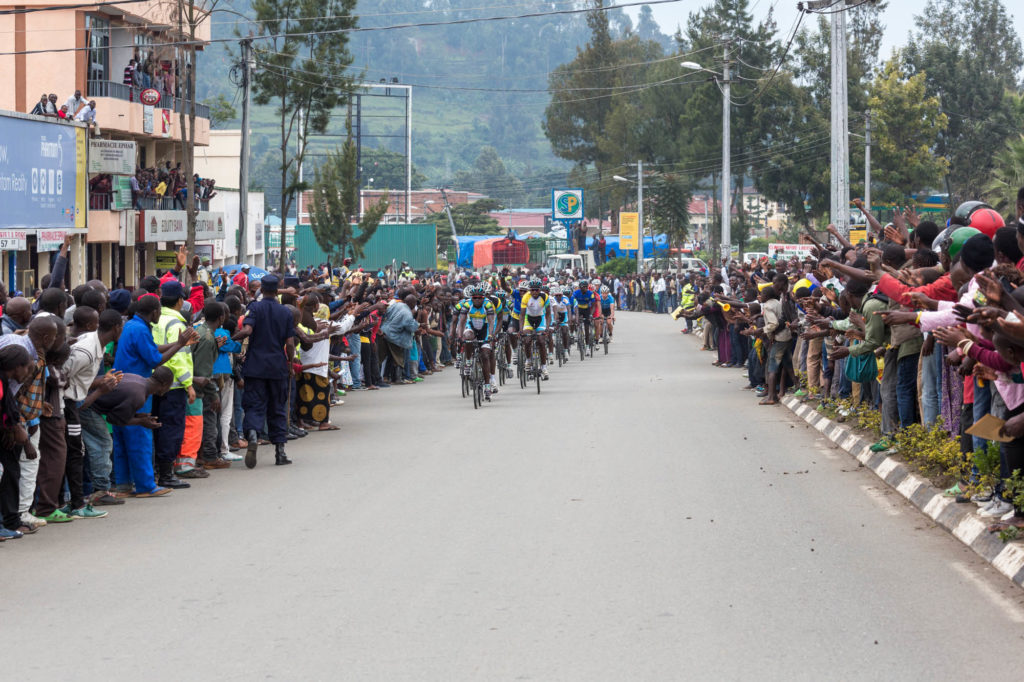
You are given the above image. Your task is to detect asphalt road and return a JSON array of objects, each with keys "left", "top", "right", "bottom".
[{"left": 4, "top": 311, "right": 1024, "bottom": 681}]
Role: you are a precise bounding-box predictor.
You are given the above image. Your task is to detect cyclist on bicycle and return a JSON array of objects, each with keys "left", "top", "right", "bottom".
[
  {"left": 571, "top": 279, "right": 596, "bottom": 346},
  {"left": 459, "top": 285, "right": 498, "bottom": 394},
  {"left": 595, "top": 285, "right": 616, "bottom": 343},
  {"left": 520, "top": 278, "right": 551, "bottom": 380},
  {"left": 450, "top": 288, "right": 472, "bottom": 366},
  {"left": 549, "top": 285, "right": 574, "bottom": 359}
]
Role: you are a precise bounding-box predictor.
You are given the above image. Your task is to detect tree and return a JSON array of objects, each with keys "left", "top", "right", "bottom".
[
  {"left": 170, "top": 0, "right": 219, "bottom": 259},
  {"left": 904, "top": 0, "right": 1024, "bottom": 206},
  {"left": 205, "top": 93, "right": 237, "bottom": 128},
  {"left": 645, "top": 173, "right": 693, "bottom": 249},
  {"left": 867, "top": 56, "right": 949, "bottom": 202},
  {"left": 985, "top": 135, "right": 1024, "bottom": 215},
  {"left": 309, "top": 115, "right": 389, "bottom": 263},
  {"left": 360, "top": 149, "right": 427, "bottom": 191},
  {"left": 248, "top": 0, "right": 359, "bottom": 272},
  {"left": 452, "top": 146, "right": 524, "bottom": 206},
  {"left": 422, "top": 199, "right": 502, "bottom": 239}
]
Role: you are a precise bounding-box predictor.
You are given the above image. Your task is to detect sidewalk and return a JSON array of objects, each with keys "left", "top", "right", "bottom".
[{"left": 782, "top": 396, "right": 1024, "bottom": 588}]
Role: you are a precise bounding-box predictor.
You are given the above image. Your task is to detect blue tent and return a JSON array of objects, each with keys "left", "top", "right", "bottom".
[
  {"left": 586, "top": 234, "right": 669, "bottom": 259},
  {"left": 454, "top": 236, "right": 496, "bottom": 268},
  {"left": 221, "top": 263, "right": 270, "bottom": 280}
]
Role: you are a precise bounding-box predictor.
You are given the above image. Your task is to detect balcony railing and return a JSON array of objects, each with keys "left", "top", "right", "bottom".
[
  {"left": 87, "top": 193, "right": 209, "bottom": 212},
  {"left": 86, "top": 80, "right": 211, "bottom": 120}
]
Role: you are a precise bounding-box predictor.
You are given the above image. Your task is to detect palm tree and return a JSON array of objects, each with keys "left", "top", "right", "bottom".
[{"left": 985, "top": 135, "right": 1024, "bottom": 215}]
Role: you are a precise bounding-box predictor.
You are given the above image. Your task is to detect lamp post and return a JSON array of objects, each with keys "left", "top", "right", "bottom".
[
  {"left": 682, "top": 51, "right": 731, "bottom": 265},
  {"left": 614, "top": 162, "right": 644, "bottom": 274}
]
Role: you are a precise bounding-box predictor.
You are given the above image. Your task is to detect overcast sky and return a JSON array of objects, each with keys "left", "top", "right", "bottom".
[{"left": 626, "top": 0, "right": 1024, "bottom": 58}]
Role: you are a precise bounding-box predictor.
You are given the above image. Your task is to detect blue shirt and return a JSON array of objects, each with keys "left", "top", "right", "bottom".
[
  {"left": 213, "top": 328, "right": 240, "bottom": 376},
  {"left": 241, "top": 298, "right": 295, "bottom": 379},
  {"left": 113, "top": 314, "right": 163, "bottom": 378},
  {"left": 572, "top": 289, "right": 595, "bottom": 309}
]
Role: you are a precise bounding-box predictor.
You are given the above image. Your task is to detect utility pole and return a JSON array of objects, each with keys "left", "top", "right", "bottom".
[
  {"left": 721, "top": 41, "right": 732, "bottom": 262},
  {"left": 864, "top": 110, "right": 872, "bottom": 219},
  {"left": 238, "top": 38, "right": 253, "bottom": 260},
  {"left": 804, "top": 0, "right": 852, "bottom": 235},
  {"left": 637, "top": 159, "right": 645, "bottom": 274},
  {"left": 440, "top": 187, "right": 458, "bottom": 240},
  {"left": 405, "top": 87, "right": 412, "bottom": 223}
]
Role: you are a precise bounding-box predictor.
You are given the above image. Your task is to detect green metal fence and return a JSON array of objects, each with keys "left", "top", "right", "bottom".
[{"left": 292, "top": 223, "right": 438, "bottom": 270}]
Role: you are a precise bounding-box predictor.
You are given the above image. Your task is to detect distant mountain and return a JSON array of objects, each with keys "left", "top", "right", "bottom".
[{"left": 197, "top": 1, "right": 673, "bottom": 197}]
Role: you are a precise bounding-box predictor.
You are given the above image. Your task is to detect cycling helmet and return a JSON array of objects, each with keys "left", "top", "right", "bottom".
[
  {"left": 481, "top": 282, "right": 492, "bottom": 294},
  {"left": 469, "top": 285, "right": 484, "bottom": 297},
  {"left": 550, "top": 285, "right": 561, "bottom": 296},
  {"left": 600, "top": 285, "right": 610, "bottom": 294},
  {"left": 517, "top": 280, "right": 528, "bottom": 291},
  {"left": 578, "top": 280, "right": 589, "bottom": 289},
  {"left": 528, "top": 277, "right": 542, "bottom": 289}
]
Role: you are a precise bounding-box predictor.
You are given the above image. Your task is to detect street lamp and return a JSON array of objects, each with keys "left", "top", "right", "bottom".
[
  {"left": 614, "top": 167, "right": 645, "bottom": 274},
  {"left": 682, "top": 55, "right": 731, "bottom": 264}
]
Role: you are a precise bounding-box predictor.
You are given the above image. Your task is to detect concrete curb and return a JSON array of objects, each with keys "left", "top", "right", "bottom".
[{"left": 781, "top": 396, "right": 1024, "bottom": 588}]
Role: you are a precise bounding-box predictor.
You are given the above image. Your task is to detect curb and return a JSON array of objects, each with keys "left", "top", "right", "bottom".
[{"left": 781, "top": 396, "right": 1024, "bottom": 588}]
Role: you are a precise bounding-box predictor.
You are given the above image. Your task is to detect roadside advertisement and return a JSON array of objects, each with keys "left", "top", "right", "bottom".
[
  {"left": 88, "top": 139, "right": 136, "bottom": 175},
  {"left": 619, "top": 212, "right": 639, "bottom": 250},
  {"left": 143, "top": 210, "right": 226, "bottom": 242},
  {"left": 0, "top": 114, "right": 87, "bottom": 229},
  {"left": 768, "top": 243, "right": 816, "bottom": 259},
  {"left": 848, "top": 229, "right": 868, "bottom": 246},
  {"left": 552, "top": 188, "right": 584, "bottom": 222},
  {"left": 0, "top": 230, "right": 27, "bottom": 250},
  {"left": 161, "top": 110, "right": 171, "bottom": 138},
  {"left": 37, "top": 229, "right": 67, "bottom": 252}
]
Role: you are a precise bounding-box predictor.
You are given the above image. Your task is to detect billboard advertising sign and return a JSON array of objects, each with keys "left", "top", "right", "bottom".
[{"left": 0, "top": 115, "right": 86, "bottom": 229}]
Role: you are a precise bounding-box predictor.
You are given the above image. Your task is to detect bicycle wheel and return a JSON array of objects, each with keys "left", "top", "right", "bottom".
[
  {"left": 471, "top": 357, "right": 481, "bottom": 409},
  {"left": 577, "top": 331, "right": 585, "bottom": 361},
  {"left": 555, "top": 335, "right": 563, "bottom": 367},
  {"left": 603, "top": 327, "right": 609, "bottom": 355},
  {"left": 534, "top": 349, "right": 541, "bottom": 394},
  {"left": 519, "top": 340, "right": 527, "bottom": 389}
]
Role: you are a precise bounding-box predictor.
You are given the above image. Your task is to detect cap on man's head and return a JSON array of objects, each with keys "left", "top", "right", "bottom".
[
  {"left": 108, "top": 289, "right": 131, "bottom": 313},
  {"left": 240, "top": 263, "right": 250, "bottom": 270},
  {"left": 261, "top": 275, "right": 279, "bottom": 292},
  {"left": 160, "top": 280, "right": 185, "bottom": 300},
  {"left": 201, "top": 256, "right": 211, "bottom": 263}
]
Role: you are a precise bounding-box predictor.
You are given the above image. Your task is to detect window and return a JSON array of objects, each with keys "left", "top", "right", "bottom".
[{"left": 86, "top": 16, "right": 110, "bottom": 82}]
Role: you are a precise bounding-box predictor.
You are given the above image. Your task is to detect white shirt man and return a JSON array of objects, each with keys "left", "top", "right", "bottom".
[{"left": 74, "top": 102, "right": 97, "bottom": 124}]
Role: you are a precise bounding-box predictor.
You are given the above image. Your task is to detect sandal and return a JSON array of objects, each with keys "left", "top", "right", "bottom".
[
  {"left": 758, "top": 398, "right": 777, "bottom": 406},
  {"left": 318, "top": 423, "right": 340, "bottom": 431},
  {"left": 133, "top": 487, "right": 172, "bottom": 498}
]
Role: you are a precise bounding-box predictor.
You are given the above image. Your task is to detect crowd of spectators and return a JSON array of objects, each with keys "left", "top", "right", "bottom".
[
  {"left": 678, "top": 191, "right": 1024, "bottom": 527},
  {"left": 0, "top": 249, "right": 619, "bottom": 544},
  {"left": 88, "top": 162, "right": 216, "bottom": 211},
  {"left": 29, "top": 89, "right": 96, "bottom": 128}
]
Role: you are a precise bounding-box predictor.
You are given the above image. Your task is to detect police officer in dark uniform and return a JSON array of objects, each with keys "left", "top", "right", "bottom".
[{"left": 232, "top": 275, "right": 296, "bottom": 468}]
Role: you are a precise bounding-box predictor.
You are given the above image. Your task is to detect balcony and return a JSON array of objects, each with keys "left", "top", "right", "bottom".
[
  {"left": 87, "top": 80, "right": 211, "bottom": 119},
  {"left": 84, "top": 80, "right": 211, "bottom": 144}
]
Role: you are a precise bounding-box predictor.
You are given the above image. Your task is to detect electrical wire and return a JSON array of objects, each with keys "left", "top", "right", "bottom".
[{"left": 729, "top": 8, "right": 806, "bottom": 107}]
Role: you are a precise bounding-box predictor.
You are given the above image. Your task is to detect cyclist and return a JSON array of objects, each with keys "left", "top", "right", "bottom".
[
  {"left": 550, "top": 285, "right": 573, "bottom": 359},
  {"left": 459, "top": 285, "right": 498, "bottom": 394},
  {"left": 450, "top": 288, "right": 472, "bottom": 367},
  {"left": 571, "top": 279, "right": 597, "bottom": 346},
  {"left": 595, "top": 285, "right": 616, "bottom": 343},
  {"left": 520, "top": 278, "right": 551, "bottom": 379}
]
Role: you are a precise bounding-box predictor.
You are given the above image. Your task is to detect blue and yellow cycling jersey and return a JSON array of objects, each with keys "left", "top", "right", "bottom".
[
  {"left": 511, "top": 289, "right": 523, "bottom": 319},
  {"left": 454, "top": 299, "right": 471, "bottom": 316},
  {"left": 551, "top": 295, "right": 573, "bottom": 324},
  {"left": 572, "top": 289, "right": 595, "bottom": 309},
  {"left": 487, "top": 294, "right": 506, "bottom": 317},
  {"left": 464, "top": 299, "right": 496, "bottom": 333},
  {"left": 520, "top": 292, "right": 549, "bottom": 331},
  {"left": 600, "top": 293, "right": 614, "bottom": 310}
]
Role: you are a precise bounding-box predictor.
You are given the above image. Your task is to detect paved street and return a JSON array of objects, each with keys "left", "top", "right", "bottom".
[{"left": 5, "top": 311, "right": 1024, "bottom": 680}]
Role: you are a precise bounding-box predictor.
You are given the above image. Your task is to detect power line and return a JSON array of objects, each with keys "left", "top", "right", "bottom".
[
  {"left": 729, "top": 8, "right": 806, "bottom": 107},
  {"left": 0, "top": 0, "right": 686, "bottom": 56},
  {"left": 0, "top": 0, "right": 148, "bottom": 15}
]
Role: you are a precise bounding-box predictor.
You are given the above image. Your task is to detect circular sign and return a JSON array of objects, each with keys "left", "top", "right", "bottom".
[
  {"left": 557, "top": 193, "right": 579, "bottom": 216},
  {"left": 139, "top": 88, "right": 161, "bottom": 106}
]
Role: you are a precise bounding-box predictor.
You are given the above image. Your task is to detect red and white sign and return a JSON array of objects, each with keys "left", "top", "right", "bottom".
[
  {"left": 139, "top": 88, "right": 161, "bottom": 106},
  {"left": 161, "top": 109, "right": 171, "bottom": 137},
  {"left": 768, "top": 243, "right": 816, "bottom": 259}
]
